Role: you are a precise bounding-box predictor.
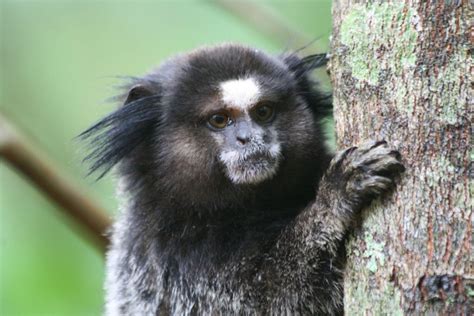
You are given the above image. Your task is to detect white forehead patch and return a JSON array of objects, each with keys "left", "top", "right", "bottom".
[{"left": 219, "top": 77, "right": 260, "bottom": 110}]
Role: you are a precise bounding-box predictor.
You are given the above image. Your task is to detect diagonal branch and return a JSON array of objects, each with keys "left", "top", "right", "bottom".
[{"left": 0, "top": 113, "right": 111, "bottom": 253}]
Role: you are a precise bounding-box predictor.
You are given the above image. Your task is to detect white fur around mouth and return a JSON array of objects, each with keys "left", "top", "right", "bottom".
[{"left": 219, "top": 144, "right": 281, "bottom": 184}]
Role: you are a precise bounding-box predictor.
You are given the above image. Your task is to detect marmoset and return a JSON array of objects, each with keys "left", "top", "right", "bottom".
[{"left": 81, "top": 44, "right": 404, "bottom": 315}]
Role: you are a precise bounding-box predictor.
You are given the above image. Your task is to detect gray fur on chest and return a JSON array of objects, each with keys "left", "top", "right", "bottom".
[{"left": 104, "top": 211, "right": 336, "bottom": 316}]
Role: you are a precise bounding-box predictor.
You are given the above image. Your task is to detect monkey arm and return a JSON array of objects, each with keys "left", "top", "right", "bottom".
[
  {"left": 287, "top": 140, "right": 403, "bottom": 253},
  {"left": 260, "top": 140, "right": 404, "bottom": 311},
  {"left": 289, "top": 141, "right": 403, "bottom": 253}
]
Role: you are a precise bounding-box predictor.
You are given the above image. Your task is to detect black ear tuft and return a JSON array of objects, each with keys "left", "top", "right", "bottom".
[
  {"left": 78, "top": 84, "right": 162, "bottom": 179},
  {"left": 282, "top": 53, "right": 328, "bottom": 79},
  {"left": 281, "top": 52, "right": 332, "bottom": 118}
]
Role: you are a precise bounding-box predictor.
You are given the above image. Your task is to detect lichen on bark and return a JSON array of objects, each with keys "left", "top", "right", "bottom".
[
  {"left": 330, "top": 0, "right": 472, "bottom": 314},
  {"left": 339, "top": 2, "right": 419, "bottom": 86}
]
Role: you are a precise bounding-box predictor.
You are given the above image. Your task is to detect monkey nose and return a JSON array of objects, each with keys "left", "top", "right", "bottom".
[
  {"left": 234, "top": 120, "right": 253, "bottom": 145},
  {"left": 236, "top": 135, "right": 250, "bottom": 145}
]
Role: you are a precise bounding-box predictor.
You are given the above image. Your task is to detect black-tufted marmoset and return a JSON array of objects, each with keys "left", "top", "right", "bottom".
[{"left": 81, "top": 44, "right": 404, "bottom": 315}]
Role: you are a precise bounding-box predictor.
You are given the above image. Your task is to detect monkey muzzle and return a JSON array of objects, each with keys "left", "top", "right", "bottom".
[{"left": 219, "top": 143, "right": 281, "bottom": 185}]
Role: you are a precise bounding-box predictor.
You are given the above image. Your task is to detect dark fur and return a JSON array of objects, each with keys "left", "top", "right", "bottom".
[{"left": 80, "top": 44, "right": 403, "bottom": 315}]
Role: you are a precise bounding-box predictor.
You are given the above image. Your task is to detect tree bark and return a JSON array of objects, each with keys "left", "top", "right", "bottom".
[{"left": 329, "top": 1, "right": 472, "bottom": 314}]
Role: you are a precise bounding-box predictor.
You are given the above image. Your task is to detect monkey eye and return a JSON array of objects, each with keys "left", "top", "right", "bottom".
[
  {"left": 253, "top": 103, "right": 275, "bottom": 123},
  {"left": 208, "top": 113, "right": 231, "bottom": 129}
]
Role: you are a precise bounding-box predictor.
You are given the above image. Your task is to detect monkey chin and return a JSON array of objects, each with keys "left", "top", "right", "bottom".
[{"left": 220, "top": 151, "right": 281, "bottom": 185}]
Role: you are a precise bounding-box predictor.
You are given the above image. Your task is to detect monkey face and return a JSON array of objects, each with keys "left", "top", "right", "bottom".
[
  {"left": 206, "top": 78, "right": 283, "bottom": 184},
  {"left": 81, "top": 44, "right": 330, "bottom": 194},
  {"left": 162, "top": 47, "right": 304, "bottom": 186}
]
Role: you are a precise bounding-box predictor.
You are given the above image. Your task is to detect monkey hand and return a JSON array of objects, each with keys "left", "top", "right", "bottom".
[{"left": 323, "top": 140, "right": 405, "bottom": 214}]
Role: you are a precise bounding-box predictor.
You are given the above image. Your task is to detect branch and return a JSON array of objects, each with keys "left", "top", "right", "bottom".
[
  {"left": 0, "top": 114, "right": 111, "bottom": 253},
  {"left": 212, "top": 0, "right": 320, "bottom": 52}
]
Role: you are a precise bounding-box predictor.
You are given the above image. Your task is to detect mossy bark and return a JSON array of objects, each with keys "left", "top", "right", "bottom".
[{"left": 329, "top": 1, "right": 472, "bottom": 314}]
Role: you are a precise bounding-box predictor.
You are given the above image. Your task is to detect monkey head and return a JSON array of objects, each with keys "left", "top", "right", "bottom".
[{"left": 80, "top": 44, "right": 331, "bottom": 207}]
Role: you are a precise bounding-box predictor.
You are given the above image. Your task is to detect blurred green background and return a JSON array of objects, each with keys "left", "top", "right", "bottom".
[{"left": 0, "top": 1, "right": 331, "bottom": 315}]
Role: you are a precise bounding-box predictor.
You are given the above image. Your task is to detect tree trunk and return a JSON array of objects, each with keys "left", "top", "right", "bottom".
[{"left": 329, "top": 1, "right": 472, "bottom": 314}]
